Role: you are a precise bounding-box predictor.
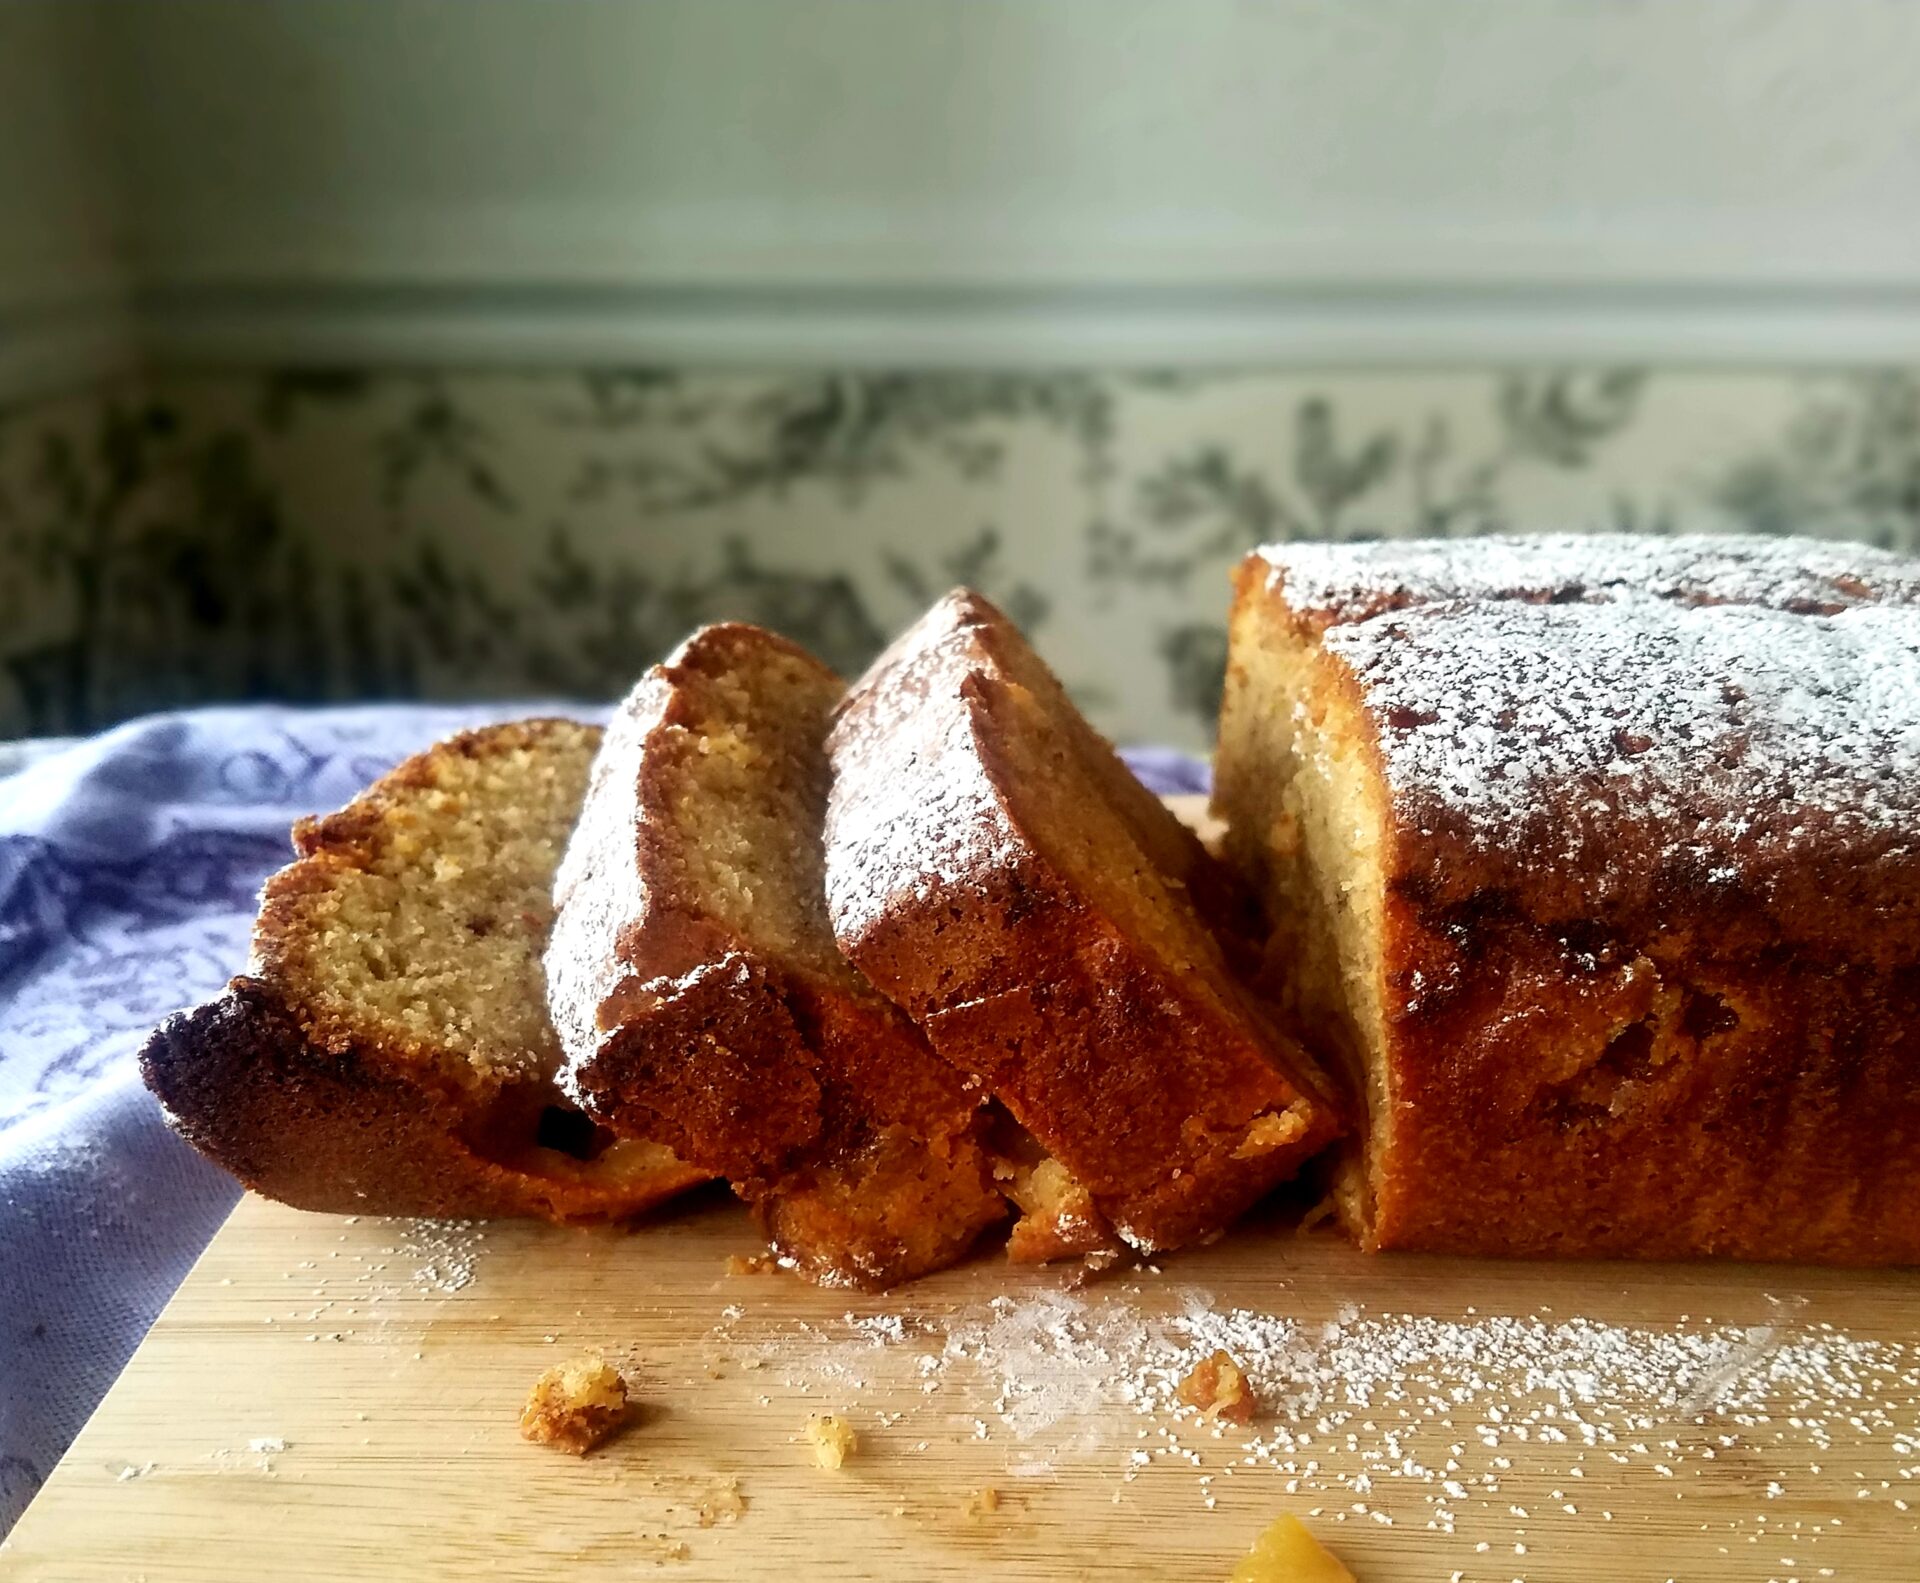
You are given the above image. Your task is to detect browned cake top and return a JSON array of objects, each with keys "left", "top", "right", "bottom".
[
  {"left": 1315, "top": 597, "right": 1920, "bottom": 936},
  {"left": 1258, "top": 532, "right": 1920, "bottom": 630},
  {"left": 823, "top": 594, "right": 1029, "bottom": 944},
  {"left": 828, "top": 588, "right": 1225, "bottom": 949},
  {"left": 1248, "top": 534, "right": 1920, "bottom": 915},
  {"left": 542, "top": 681, "right": 677, "bottom": 1078}
]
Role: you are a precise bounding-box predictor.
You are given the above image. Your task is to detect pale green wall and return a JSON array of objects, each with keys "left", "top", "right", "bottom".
[
  {"left": 0, "top": 6, "right": 127, "bottom": 326},
  {"left": 4, "top": 0, "right": 1920, "bottom": 381},
  {"left": 106, "top": 0, "right": 1920, "bottom": 295}
]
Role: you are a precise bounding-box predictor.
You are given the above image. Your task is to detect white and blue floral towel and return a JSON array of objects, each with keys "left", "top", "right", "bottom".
[{"left": 0, "top": 702, "right": 1205, "bottom": 1535}]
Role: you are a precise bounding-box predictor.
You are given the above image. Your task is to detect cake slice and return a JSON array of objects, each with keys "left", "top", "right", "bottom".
[
  {"left": 545, "top": 624, "right": 1010, "bottom": 1289},
  {"left": 824, "top": 590, "right": 1342, "bottom": 1256},
  {"left": 141, "top": 720, "right": 707, "bottom": 1223},
  {"left": 1215, "top": 534, "right": 1920, "bottom": 1263}
]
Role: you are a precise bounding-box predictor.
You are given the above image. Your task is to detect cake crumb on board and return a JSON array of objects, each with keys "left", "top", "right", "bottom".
[
  {"left": 806, "top": 1413, "right": 858, "bottom": 1470},
  {"left": 695, "top": 1476, "right": 748, "bottom": 1527},
  {"left": 726, "top": 1252, "right": 777, "bottom": 1277},
  {"left": 520, "top": 1356, "right": 631, "bottom": 1454},
  {"left": 963, "top": 1487, "right": 1002, "bottom": 1519},
  {"left": 1179, "top": 1350, "right": 1258, "bottom": 1424},
  {"left": 634, "top": 1534, "right": 692, "bottom": 1565}
]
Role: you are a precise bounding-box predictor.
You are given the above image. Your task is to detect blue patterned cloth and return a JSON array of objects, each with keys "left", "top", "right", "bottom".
[
  {"left": 0, "top": 703, "right": 567, "bottom": 1534},
  {"left": 0, "top": 703, "right": 1204, "bottom": 1534}
]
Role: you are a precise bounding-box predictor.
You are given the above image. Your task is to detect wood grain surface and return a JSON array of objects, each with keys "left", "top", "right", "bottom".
[{"left": 4, "top": 1190, "right": 1918, "bottom": 1583}]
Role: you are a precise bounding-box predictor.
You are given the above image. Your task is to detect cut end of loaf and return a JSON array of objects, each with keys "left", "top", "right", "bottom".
[
  {"left": 760, "top": 1120, "right": 1008, "bottom": 1289},
  {"left": 1214, "top": 567, "right": 1397, "bottom": 1247},
  {"left": 995, "top": 1131, "right": 1119, "bottom": 1264},
  {"left": 144, "top": 719, "right": 707, "bottom": 1223},
  {"left": 644, "top": 625, "right": 856, "bottom": 986},
  {"left": 264, "top": 718, "right": 603, "bottom": 1086}
]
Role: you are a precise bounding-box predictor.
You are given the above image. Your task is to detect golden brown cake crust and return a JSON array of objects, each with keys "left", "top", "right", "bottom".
[
  {"left": 141, "top": 979, "right": 699, "bottom": 1223},
  {"left": 1222, "top": 536, "right": 1920, "bottom": 1264},
  {"left": 139, "top": 719, "right": 707, "bottom": 1225},
  {"left": 547, "top": 624, "right": 1007, "bottom": 1288},
  {"left": 825, "top": 589, "right": 1341, "bottom": 1255}
]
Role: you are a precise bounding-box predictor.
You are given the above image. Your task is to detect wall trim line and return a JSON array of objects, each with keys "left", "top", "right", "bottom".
[
  {"left": 129, "top": 278, "right": 1920, "bottom": 369},
  {"left": 9, "top": 277, "right": 1920, "bottom": 395}
]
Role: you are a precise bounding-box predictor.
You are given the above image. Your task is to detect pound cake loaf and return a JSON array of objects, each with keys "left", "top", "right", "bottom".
[
  {"left": 825, "top": 590, "right": 1342, "bottom": 1256},
  {"left": 1215, "top": 533, "right": 1920, "bottom": 1264},
  {"left": 546, "top": 624, "right": 1013, "bottom": 1289},
  {"left": 141, "top": 720, "right": 707, "bottom": 1223}
]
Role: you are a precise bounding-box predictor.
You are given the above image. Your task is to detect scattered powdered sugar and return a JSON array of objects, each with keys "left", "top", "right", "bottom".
[
  {"left": 875, "top": 1287, "right": 1901, "bottom": 1448},
  {"left": 206, "top": 1441, "right": 286, "bottom": 1474},
  {"left": 712, "top": 1279, "right": 1920, "bottom": 1565},
  {"left": 1259, "top": 533, "right": 1920, "bottom": 630},
  {"left": 944, "top": 1289, "right": 1169, "bottom": 1441},
  {"left": 1143, "top": 1291, "right": 1870, "bottom": 1432},
  {"left": 229, "top": 1218, "right": 491, "bottom": 1354},
  {"left": 377, "top": 1219, "right": 489, "bottom": 1296}
]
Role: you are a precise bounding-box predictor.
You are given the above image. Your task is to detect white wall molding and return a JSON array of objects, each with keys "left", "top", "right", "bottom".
[
  {"left": 9, "top": 275, "right": 1920, "bottom": 394},
  {"left": 134, "top": 277, "right": 1920, "bottom": 371}
]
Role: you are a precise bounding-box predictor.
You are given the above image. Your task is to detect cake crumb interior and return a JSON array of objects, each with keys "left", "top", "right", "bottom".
[
  {"left": 277, "top": 728, "right": 598, "bottom": 1081},
  {"left": 1214, "top": 602, "right": 1394, "bottom": 1240}
]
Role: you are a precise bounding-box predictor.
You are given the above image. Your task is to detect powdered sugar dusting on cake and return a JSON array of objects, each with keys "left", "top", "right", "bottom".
[
  {"left": 1260, "top": 533, "right": 1920, "bottom": 628},
  {"left": 546, "top": 670, "right": 673, "bottom": 1077},
  {"left": 1323, "top": 597, "right": 1920, "bottom": 874},
  {"left": 825, "top": 594, "right": 1026, "bottom": 945}
]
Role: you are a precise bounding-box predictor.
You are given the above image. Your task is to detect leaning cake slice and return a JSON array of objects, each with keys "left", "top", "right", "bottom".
[
  {"left": 1215, "top": 534, "right": 1920, "bottom": 1263},
  {"left": 141, "top": 719, "right": 707, "bottom": 1223},
  {"left": 825, "top": 589, "right": 1342, "bottom": 1256},
  {"left": 545, "top": 624, "right": 1011, "bottom": 1289}
]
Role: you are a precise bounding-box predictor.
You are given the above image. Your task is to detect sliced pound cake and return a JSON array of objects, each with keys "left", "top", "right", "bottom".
[
  {"left": 1215, "top": 535, "right": 1920, "bottom": 1263},
  {"left": 545, "top": 624, "right": 1014, "bottom": 1289},
  {"left": 141, "top": 720, "right": 707, "bottom": 1223},
  {"left": 824, "top": 590, "right": 1343, "bottom": 1256}
]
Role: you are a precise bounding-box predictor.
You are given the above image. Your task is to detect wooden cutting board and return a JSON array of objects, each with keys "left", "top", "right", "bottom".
[
  {"left": 6, "top": 796, "right": 1919, "bottom": 1581},
  {"left": 4, "top": 1190, "right": 1918, "bottom": 1582}
]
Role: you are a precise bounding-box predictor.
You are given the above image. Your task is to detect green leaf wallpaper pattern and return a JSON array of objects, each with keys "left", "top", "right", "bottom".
[{"left": 2, "top": 368, "right": 1916, "bottom": 749}]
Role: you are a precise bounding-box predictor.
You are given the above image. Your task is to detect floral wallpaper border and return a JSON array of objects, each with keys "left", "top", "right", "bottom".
[{"left": 3, "top": 367, "right": 1917, "bottom": 749}]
